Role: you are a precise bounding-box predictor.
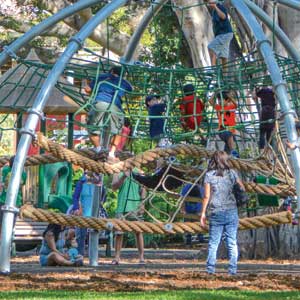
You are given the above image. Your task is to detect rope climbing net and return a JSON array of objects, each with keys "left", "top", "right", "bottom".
[
  {"left": 0, "top": 51, "right": 299, "bottom": 227},
  {"left": 1, "top": 51, "right": 300, "bottom": 150},
  {"left": 0, "top": 0, "right": 299, "bottom": 231}
]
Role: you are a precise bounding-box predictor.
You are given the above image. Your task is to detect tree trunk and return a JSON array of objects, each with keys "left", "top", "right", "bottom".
[{"left": 172, "top": 0, "right": 212, "bottom": 67}]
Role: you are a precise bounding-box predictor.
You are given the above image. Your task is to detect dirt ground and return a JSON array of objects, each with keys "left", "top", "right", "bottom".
[{"left": 2, "top": 249, "right": 300, "bottom": 292}]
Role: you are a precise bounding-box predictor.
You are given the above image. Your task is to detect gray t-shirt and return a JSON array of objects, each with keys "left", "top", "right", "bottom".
[{"left": 204, "top": 169, "right": 238, "bottom": 214}]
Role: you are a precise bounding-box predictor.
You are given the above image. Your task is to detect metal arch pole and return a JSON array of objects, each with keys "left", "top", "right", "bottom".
[
  {"left": 244, "top": 0, "right": 300, "bottom": 61},
  {"left": 121, "top": 0, "right": 168, "bottom": 64},
  {"left": 0, "top": 0, "right": 128, "bottom": 274},
  {"left": 231, "top": 0, "right": 300, "bottom": 215},
  {"left": 277, "top": 0, "right": 300, "bottom": 11},
  {"left": 0, "top": 0, "right": 102, "bottom": 67}
]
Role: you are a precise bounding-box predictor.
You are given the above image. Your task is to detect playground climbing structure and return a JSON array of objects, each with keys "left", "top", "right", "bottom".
[{"left": 0, "top": 0, "right": 300, "bottom": 273}]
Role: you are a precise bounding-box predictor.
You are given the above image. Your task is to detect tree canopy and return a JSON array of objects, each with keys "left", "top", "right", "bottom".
[{"left": 0, "top": 1, "right": 300, "bottom": 67}]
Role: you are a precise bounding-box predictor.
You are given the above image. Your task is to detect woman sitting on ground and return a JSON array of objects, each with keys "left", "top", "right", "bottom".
[{"left": 39, "top": 224, "right": 82, "bottom": 267}]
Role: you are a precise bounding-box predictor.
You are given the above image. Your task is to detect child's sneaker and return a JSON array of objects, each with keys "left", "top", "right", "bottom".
[
  {"left": 74, "top": 257, "right": 84, "bottom": 267},
  {"left": 107, "top": 156, "right": 119, "bottom": 164}
]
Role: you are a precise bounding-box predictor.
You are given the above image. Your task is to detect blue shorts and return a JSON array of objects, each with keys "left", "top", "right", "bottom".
[
  {"left": 39, "top": 255, "right": 48, "bottom": 266},
  {"left": 208, "top": 33, "right": 233, "bottom": 59},
  {"left": 219, "top": 130, "right": 234, "bottom": 153},
  {"left": 219, "top": 130, "right": 233, "bottom": 142}
]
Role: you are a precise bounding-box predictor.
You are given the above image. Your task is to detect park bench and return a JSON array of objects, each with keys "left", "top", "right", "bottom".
[
  {"left": 14, "top": 218, "right": 111, "bottom": 257},
  {"left": 96, "top": 230, "right": 112, "bottom": 257},
  {"left": 13, "top": 219, "right": 112, "bottom": 256},
  {"left": 13, "top": 219, "right": 48, "bottom": 252}
]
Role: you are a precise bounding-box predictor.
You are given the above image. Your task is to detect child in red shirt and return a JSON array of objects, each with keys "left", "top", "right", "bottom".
[
  {"left": 209, "top": 91, "right": 239, "bottom": 157},
  {"left": 180, "top": 84, "right": 205, "bottom": 130}
]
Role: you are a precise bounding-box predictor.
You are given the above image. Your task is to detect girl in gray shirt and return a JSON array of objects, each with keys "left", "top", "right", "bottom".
[{"left": 200, "top": 150, "right": 245, "bottom": 275}]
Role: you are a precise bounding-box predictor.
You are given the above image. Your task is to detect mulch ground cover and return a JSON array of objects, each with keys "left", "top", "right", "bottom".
[{"left": 1, "top": 253, "right": 300, "bottom": 292}]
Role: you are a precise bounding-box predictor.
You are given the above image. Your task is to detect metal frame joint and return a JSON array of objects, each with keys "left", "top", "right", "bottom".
[
  {"left": 27, "top": 108, "right": 44, "bottom": 120},
  {"left": 256, "top": 39, "right": 272, "bottom": 48},
  {"left": 19, "top": 128, "right": 36, "bottom": 140},
  {"left": 1, "top": 205, "right": 19, "bottom": 214},
  {"left": 69, "top": 37, "right": 84, "bottom": 49},
  {"left": 2, "top": 46, "right": 19, "bottom": 61}
]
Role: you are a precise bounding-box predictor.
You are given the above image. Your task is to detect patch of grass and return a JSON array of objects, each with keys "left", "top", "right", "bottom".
[{"left": 0, "top": 290, "right": 300, "bottom": 300}]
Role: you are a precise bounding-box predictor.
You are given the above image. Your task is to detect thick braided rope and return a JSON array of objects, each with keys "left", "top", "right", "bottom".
[
  {"left": 0, "top": 158, "right": 294, "bottom": 197},
  {"left": 0, "top": 151, "right": 97, "bottom": 168},
  {"left": 20, "top": 205, "right": 293, "bottom": 234},
  {"left": 0, "top": 150, "right": 132, "bottom": 168},
  {"left": 37, "top": 133, "right": 119, "bottom": 175},
  {"left": 37, "top": 133, "right": 292, "bottom": 182},
  {"left": 169, "top": 182, "right": 295, "bottom": 203},
  {"left": 244, "top": 182, "right": 295, "bottom": 197}
]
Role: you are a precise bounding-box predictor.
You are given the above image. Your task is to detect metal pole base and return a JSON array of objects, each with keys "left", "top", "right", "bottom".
[
  {"left": 0, "top": 271, "right": 11, "bottom": 276},
  {"left": 89, "top": 229, "right": 99, "bottom": 266},
  {"left": 293, "top": 210, "right": 300, "bottom": 221}
]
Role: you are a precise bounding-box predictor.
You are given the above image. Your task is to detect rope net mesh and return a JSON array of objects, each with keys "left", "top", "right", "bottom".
[
  {"left": 0, "top": 49, "right": 299, "bottom": 224},
  {"left": 1, "top": 52, "right": 300, "bottom": 148}
]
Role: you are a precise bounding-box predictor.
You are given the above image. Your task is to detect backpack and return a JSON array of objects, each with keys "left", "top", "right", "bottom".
[{"left": 230, "top": 170, "right": 249, "bottom": 207}]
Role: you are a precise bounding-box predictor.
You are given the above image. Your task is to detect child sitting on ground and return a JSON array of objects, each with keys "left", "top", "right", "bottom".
[
  {"left": 65, "top": 238, "right": 83, "bottom": 265},
  {"left": 145, "top": 94, "right": 170, "bottom": 147}
]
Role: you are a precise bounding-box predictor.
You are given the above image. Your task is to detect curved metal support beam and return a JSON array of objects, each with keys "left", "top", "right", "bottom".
[
  {"left": 231, "top": 0, "right": 300, "bottom": 219},
  {"left": 0, "top": 0, "right": 128, "bottom": 274},
  {"left": 277, "top": 0, "right": 300, "bottom": 11},
  {"left": 121, "top": 0, "right": 168, "bottom": 64},
  {"left": 0, "top": 0, "right": 102, "bottom": 67},
  {"left": 244, "top": 0, "right": 300, "bottom": 61}
]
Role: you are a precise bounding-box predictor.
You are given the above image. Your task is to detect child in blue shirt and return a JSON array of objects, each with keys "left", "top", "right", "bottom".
[
  {"left": 145, "top": 95, "right": 170, "bottom": 147},
  {"left": 181, "top": 183, "right": 205, "bottom": 245},
  {"left": 72, "top": 171, "right": 107, "bottom": 256},
  {"left": 85, "top": 66, "right": 132, "bottom": 161},
  {"left": 65, "top": 238, "right": 83, "bottom": 265}
]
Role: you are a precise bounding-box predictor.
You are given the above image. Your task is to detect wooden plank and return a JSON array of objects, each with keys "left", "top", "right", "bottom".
[
  {"left": 177, "top": 213, "right": 200, "bottom": 220},
  {"left": 167, "top": 193, "right": 203, "bottom": 203},
  {"left": 16, "top": 221, "right": 48, "bottom": 225},
  {"left": 15, "top": 224, "right": 47, "bottom": 228},
  {"left": 14, "top": 236, "right": 43, "bottom": 241},
  {"left": 15, "top": 226, "right": 46, "bottom": 230},
  {"left": 15, "top": 230, "right": 44, "bottom": 235}
]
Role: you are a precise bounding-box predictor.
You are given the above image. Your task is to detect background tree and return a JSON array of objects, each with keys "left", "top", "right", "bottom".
[{"left": 1, "top": 1, "right": 300, "bottom": 66}]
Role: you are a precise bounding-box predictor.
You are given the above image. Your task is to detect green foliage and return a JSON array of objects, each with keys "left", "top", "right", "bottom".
[
  {"left": 140, "top": 5, "right": 191, "bottom": 67},
  {"left": 72, "top": 168, "right": 84, "bottom": 182},
  {"left": 108, "top": 8, "right": 133, "bottom": 36},
  {"left": 0, "top": 115, "right": 15, "bottom": 156},
  {"left": 2, "top": 290, "right": 300, "bottom": 300},
  {"left": 89, "top": 3, "right": 190, "bottom": 67},
  {"left": 71, "top": 167, "right": 84, "bottom": 190},
  {"left": 90, "top": 6, "right": 135, "bottom": 36},
  {"left": 104, "top": 185, "right": 117, "bottom": 218}
]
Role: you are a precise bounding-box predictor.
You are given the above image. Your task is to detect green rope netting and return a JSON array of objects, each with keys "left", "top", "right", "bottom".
[{"left": 0, "top": 50, "right": 300, "bottom": 152}]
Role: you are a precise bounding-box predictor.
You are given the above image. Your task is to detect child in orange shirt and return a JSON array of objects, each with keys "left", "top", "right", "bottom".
[{"left": 209, "top": 91, "right": 239, "bottom": 157}]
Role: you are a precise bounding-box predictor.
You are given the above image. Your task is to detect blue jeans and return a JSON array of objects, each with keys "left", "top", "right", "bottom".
[
  {"left": 76, "top": 227, "right": 87, "bottom": 256},
  {"left": 207, "top": 208, "right": 239, "bottom": 275}
]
